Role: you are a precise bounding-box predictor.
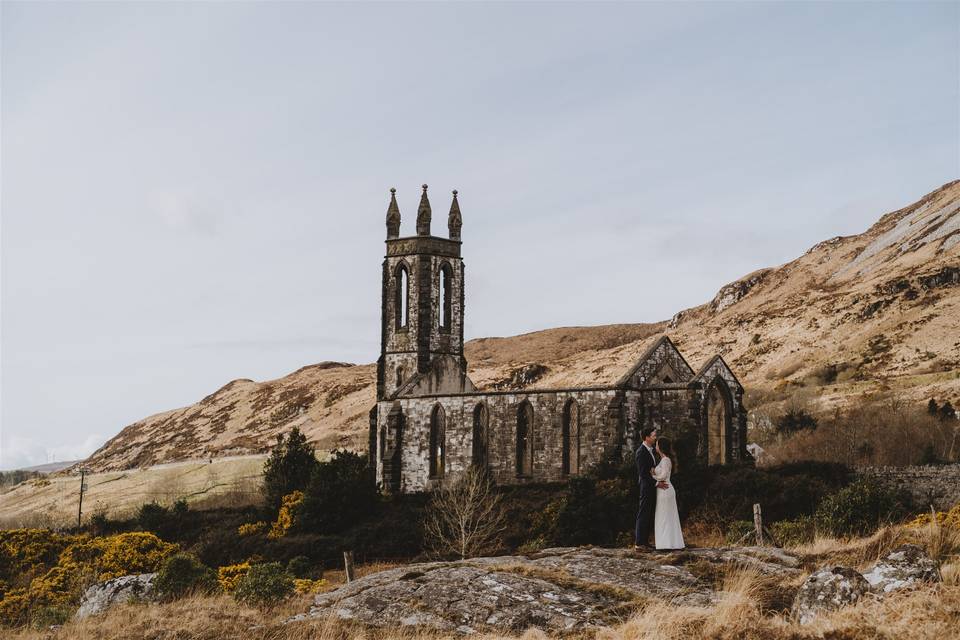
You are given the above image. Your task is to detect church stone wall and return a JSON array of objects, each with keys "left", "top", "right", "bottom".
[{"left": 376, "top": 388, "right": 623, "bottom": 493}]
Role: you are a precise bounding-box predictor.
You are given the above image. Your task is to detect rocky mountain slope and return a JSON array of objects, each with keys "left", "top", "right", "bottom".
[{"left": 81, "top": 181, "right": 960, "bottom": 472}]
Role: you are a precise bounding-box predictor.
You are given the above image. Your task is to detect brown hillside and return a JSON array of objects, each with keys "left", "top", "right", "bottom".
[{"left": 81, "top": 181, "right": 960, "bottom": 472}]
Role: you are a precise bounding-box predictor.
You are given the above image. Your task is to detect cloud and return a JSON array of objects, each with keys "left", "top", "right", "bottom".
[
  {"left": 0, "top": 433, "right": 106, "bottom": 470},
  {"left": 149, "top": 190, "right": 219, "bottom": 236}
]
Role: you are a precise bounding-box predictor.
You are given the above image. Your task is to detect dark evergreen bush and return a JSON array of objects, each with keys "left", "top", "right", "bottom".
[
  {"left": 300, "top": 450, "right": 379, "bottom": 534},
  {"left": 263, "top": 427, "right": 319, "bottom": 511},
  {"left": 286, "top": 555, "right": 319, "bottom": 579},
  {"left": 154, "top": 552, "right": 217, "bottom": 598},
  {"left": 136, "top": 502, "right": 168, "bottom": 532},
  {"left": 814, "top": 480, "right": 912, "bottom": 537}
]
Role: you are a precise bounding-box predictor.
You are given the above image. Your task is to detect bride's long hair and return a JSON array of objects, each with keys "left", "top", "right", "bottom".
[{"left": 657, "top": 437, "right": 678, "bottom": 473}]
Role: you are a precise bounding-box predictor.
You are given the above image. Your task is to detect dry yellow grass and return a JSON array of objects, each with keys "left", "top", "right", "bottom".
[
  {"left": 789, "top": 525, "right": 905, "bottom": 569},
  {"left": 0, "top": 456, "right": 266, "bottom": 528},
  {"left": 6, "top": 524, "right": 959, "bottom": 640},
  {"left": 7, "top": 584, "right": 955, "bottom": 640}
]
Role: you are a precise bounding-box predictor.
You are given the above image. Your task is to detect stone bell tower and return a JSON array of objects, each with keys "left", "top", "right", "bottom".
[{"left": 376, "top": 185, "right": 467, "bottom": 401}]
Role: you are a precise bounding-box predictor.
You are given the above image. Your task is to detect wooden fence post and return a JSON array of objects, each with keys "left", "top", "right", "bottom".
[
  {"left": 343, "top": 551, "right": 355, "bottom": 583},
  {"left": 753, "top": 503, "right": 764, "bottom": 546}
]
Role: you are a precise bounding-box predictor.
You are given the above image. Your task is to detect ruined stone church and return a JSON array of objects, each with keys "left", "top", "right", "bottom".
[{"left": 370, "top": 185, "right": 747, "bottom": 494}]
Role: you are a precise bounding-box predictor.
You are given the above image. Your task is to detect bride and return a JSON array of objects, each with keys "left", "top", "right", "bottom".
[{"left": 650, "top": 437, "right": 684, "bottom": 550}]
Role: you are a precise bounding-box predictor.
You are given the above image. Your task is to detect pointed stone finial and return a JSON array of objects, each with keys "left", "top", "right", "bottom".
[
  {"left": 386, "top": 187, "right": 401, "bottom": 239},
  {"left": 416, "top": 184, "right": 432, "bottom": 236},
  {"left": 448, "top": 189, "right": 462, "bottom": 241}
]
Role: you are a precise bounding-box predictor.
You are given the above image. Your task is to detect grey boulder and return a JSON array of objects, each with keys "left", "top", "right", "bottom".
[
  {"left": 791, "top": 566, "right": 870, "bottom": 625},
  {"left": 862, "top": 544, "right": 941, "bottom": 594},
  {"left": 75, "top": 573, "right": 156, "bottom": 619}
]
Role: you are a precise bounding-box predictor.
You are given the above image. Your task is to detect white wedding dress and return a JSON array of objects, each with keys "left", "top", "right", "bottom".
[{"left": 652, "top": 457, "right": 684, "bottom": 550}]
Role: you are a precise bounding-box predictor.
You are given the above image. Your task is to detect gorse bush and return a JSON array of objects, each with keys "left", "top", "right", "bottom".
[
  {"left": 233, "top": 562, "right": 294, "bottom": 608},
  {"left": 60, "top": 532, "right": 178, "bottom": 581},
  {"left": 217, "top": 562, "right": 251, "bottom": 593},
  {"left": 268, "top": 491, "right": 304, "bottom": 539},
  {"left": 814, "top": 479, "right": 912, "bottom": 537},
  {"left": 154, "top": 553, "right": 217, "bottom": 598},
  {"left": 263, "top": 427, "right": 318, "bottom": 511},
  {"left": 0, "top": 530, "right": 178, "bottom": 627}
]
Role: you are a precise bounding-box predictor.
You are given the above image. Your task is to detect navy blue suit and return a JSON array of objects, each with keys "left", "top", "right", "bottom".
[{"left": 635, "top": 443, "right": 658, "bottom": 546}]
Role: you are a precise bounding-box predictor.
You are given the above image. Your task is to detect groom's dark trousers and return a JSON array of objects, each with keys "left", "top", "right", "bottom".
[{"left": 635, "top": 444, "right": 658, "bottom": 546}]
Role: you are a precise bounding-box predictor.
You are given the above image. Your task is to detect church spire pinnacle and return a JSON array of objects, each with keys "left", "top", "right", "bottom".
[
  {"left": 416, "top": 184, "right": 432, "bottom": 236},
  {"left": 385, "top": 187, "right": 401, "bottom": 239},
  {"left": 448, "top": 189, "right": 462, "bottom": 241}
]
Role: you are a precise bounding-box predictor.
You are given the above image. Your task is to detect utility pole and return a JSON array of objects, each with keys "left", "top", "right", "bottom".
[{"left": 77, "top": 467, "right": 88, "bottom": 528}]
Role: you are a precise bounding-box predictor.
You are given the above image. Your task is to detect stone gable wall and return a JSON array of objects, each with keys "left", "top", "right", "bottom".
[{"left": 625, "top": 339, "right": 695, "bottom": 388}]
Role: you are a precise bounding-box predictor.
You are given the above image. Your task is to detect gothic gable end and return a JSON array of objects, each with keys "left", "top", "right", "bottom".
[
  {"left": 616, "top": 336, "right": 695, "bottom": 389},
  {"left": 693, "top": 355, "right": 744, "bottom": 394}
]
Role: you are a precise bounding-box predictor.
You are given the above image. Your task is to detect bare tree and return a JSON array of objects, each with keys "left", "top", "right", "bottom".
[{"left": 423, "top": 466, "right": 506, "bottom": 559}]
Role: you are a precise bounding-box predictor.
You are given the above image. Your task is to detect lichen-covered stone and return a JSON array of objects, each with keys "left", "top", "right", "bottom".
[
  {"left": 301, "top": 546, "right": 801, "bottom": 634},
  {"left": 862, "top": 544, "right": 941, "bottom": 594},
  {"left": 792, "top": 566, "right": 870, "bottom": 625},
  {"left": 75, "top": 573, "right": 156, "bottom": 619}
]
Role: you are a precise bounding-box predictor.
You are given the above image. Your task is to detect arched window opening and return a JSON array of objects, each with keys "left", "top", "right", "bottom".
[
  {"left": 707, "top": 382, "right": 730, "bottom": 465},
  {"left": 395, "top": 264, "right": 409, "bottom": 329},
  {"left": 396, "top": 366, "right": 405, "bottom": 389},
  {"left": 516, "top": 401, "right": 534, "bottom": 476},
  {"left": 429, "top": 405, "right": 446, "bottom": 478},
  {"left": 472, "top": 403, "right": 488, "bottom": 468},
  {"left": 439, "top": 263, "right": 452, "bottom": 332},
  {"left": 562, "top": 399, "right": 580, "bottom": 476},
  {"left": 379, "top": 426, "right": 386, "bottom": 460}
]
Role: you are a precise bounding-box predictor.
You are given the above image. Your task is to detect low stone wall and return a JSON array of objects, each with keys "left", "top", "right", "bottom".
[{"left": 857, "top": 465, "right": 960, "bottom": 510}]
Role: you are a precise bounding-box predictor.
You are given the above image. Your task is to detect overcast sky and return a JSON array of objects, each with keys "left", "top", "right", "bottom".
[{"left": 2, "top": 1, "right": 957, "bottom": 470}]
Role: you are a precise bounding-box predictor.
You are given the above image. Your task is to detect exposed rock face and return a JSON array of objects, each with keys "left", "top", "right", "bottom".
[
  {"left": 75, "top": 573, "right": 156, "bottom": 619},
  {"left": 862, "top": 544, "right": 941, "bottom": 593},
  {"left": 709, "top": 269, "right": 771, "bottom": 313},
  {"left": 300, "top": 546, "right": 801, "bottom": 634},
  {"left": 792, "top": 545, "right": 941, "bottom": 624},
  {"left": 791, "top": 566, "right": 870, "bottom": 625}
]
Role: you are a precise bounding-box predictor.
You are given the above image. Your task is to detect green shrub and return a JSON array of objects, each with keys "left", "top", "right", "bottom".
[
  {"left": 725, "top": 520, "right": 755, "bottom": 544},
  {"left": 154, "top": 553, "right": 217, "bottom": 598},
  {"left": 233, "top": 562, "right": 294, "bottom": 608},
  {"left": 286, "top": 555, "right": 319, "bottom": 579},
  {"left": 770, "top": 516, "right": 816, "bottom": 546},
  {"left": 814, "top": 480, "right": 912, "bottom": 537}
]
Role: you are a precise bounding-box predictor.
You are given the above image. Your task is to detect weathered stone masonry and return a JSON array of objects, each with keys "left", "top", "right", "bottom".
[{"left": 371, "top": 185, "right": 749, "bottom": 493}]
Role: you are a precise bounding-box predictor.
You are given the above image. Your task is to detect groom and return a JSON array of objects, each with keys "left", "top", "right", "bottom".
[{"left": 634, "top": 427, "right": 667, "bottom": 550}]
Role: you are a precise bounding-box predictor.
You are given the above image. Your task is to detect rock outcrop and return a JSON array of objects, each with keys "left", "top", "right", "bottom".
[
  {"left": 861, "top": 544, "right": 941, "bottom": 593},
  {"left": 791, "top": 566, "right": 870, "bottom": 625},
  {"left": 298, "top": 546, "right": 801, "bottom": 634},
  {"left": 792, "top": 544, "right": 941, "bottom": 624},
  {"left": 75, "top": 573, "right": 156, "bottom": 619}
]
